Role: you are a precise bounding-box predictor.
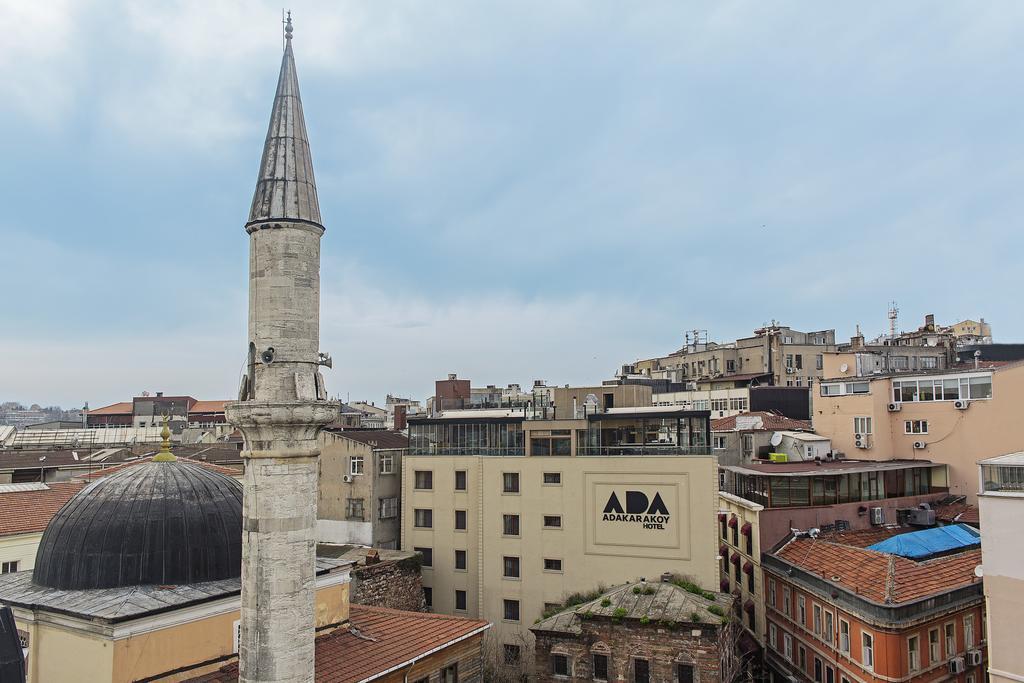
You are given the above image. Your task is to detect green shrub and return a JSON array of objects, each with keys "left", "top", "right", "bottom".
[
  {"left": 707, "top": 605, "right": 726, "bottom": 617},
  {"left": 639, "top": 615, "right": 650, "bottom": 624},
  {"left": 612, "top": 607, "right": 628, "bottom": 621},
  {"left": 632, "top": 586, "right": 642, "bottom": 594},
  {"left": 690, "top": 611, "right": 703, "bottom": 623},
  {"left": 600, "top": 598, "right": 612, "bottom": 607}
]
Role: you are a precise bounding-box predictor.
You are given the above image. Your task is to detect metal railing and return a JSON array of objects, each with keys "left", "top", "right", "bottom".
[
  {"left": 578, "top": 444, "right": 712, "bottom": 456},
  {"left": 408, "top": 447, "right": 526, "bottom": 457}
]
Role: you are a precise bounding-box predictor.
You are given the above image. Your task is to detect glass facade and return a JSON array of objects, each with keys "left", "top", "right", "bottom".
[
  {"left": 733, "top": 467, "right": 937, "bottom": 508},
  {"left": 580, "top": 416, "right": 709, "bottom": 455},
  {"left": 409, "top": 420, "right": 524, "bottom": 455},
  {"left": 981, "top": 463, "right": 1024, "bottom": 492}
]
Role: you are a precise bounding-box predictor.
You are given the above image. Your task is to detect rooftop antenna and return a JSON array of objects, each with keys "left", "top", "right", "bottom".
[{"left": 888, "top": 301, "right": 899, "bottom": 340}]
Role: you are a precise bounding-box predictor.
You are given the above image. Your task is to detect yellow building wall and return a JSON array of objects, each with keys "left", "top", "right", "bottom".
[
  {"left": 27, "top": 621, "right": 113, "bottom": 683},
  {"left": 0, "top": 532, "right": 43, "bottom": 573}
]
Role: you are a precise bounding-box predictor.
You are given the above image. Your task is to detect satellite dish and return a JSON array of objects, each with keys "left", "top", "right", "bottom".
[
  {"left": 840, "top": 363, "right": 849, "bottom": 373},
  {"left": 770, "top": 432, "right": 783, "bottom": 447},
  {"left": 974, "top": 565, "right": 983, "bottom": 578}
]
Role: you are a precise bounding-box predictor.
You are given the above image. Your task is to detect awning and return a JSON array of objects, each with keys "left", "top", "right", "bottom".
[
  {"left": 744, "top": 599, "right": 755, "bottom": 613},
  {"left": 719, "top": 544, "right": 728, "bottom": 557},
  {"left": 730, "top": 552, "right": 741, "bottom": 565},
  {"left": 720, "top": 578, "right": 731, "bottom": 592},
  {"left": 741, "top": 522, "right": 752, "bottom": 536},
  {"left": 743, "top": 560, "right": 754, "bottom": 575},
  {"left": 728, "top": 516, "right": 738, "bottom": 529}
]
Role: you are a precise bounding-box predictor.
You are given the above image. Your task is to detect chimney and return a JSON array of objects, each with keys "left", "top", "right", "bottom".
[
  {"left": 448, "top": 373, "right": 457, "bottom": 381},
  {"left": 365, "top": 549, "right": 380, "bottom": 565},
  {"left": 156, "top": 392, "right": 164, "bottom": 398},
  {"left": 850, "top": 325, "right": 865, "bottom": 351},
  {"left": 925, "top": 314, "right": 935, "bottom": 330}
]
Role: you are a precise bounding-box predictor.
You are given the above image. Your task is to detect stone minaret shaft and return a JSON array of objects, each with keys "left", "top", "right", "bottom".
[{"left": 226, "top": 15, "right": 338, "bottom": 683}]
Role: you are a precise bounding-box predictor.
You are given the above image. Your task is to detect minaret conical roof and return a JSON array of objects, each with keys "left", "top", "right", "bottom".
[{"left": 246, "top": 15, "right": 322, "bottom": 230}]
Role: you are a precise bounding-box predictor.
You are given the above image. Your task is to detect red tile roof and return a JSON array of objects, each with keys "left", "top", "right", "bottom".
[
  {"left": 87, "top": 402, "right": 133, "bottom": 416},
  {"left": 711, "top": 412, "right": 812, "bottom": 432},
  {"left": 190, "top": 400, "right": 230, "bottom": 414},
  {"left": 323, "top": 430, "right": 409, "bottom": 449},
  {"left": 933, "top": 500, "right": 980, "bottom": 526},
  {"left": 189, "top": 606, "right": 489, "bottom": 682},
  {"left": 775, "top": 538, "right": 982, "bottom": 604},
  {"left": 0, "top": 482, "right": 86, "bottom": 536},
  {"left": 76, "top": 456, "right": 241, "bottom": 480}
]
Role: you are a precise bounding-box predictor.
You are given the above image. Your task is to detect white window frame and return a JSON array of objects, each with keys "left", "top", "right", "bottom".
[
  {"left": 908, "top": 635, "right": 920, "bottom": 671},
  {"left": 0, "top": 561, "right": 18, "bottom": 574},
  {"left": 784, "top": 633, "right": 793, "bottom": 661},
  {"left": 378, "top": 452, "right": 394, "bottom": 474},
  {"left": 929, "top": 628, "right": 940, "bottom": 663},
  {"left": 813, "top": 603, "right": 823, "bottom": 636},
  {"left": 853, "top": 417, "right": 872, "bottom": 435},
  {"left": 964, "top": 614, "right": 975, "bottom": 648},
  {"left": 839, "top": 618, "right": 850, "bottom": 654},
  {"left": 713, "top": 435, "right": 727, "bottom": 450},
  {"left": 769, "top": 623, "right": 778, "bottom": 649},
  {"left": 798, "top": 595, "right": 806, "bottom": 625},
  {"left": 862, "top": 632, "right": 874, "bottom": 671},
  {"left": 945, "top": 622, "right": 956, "bottom": 657},
  {"left": 824, "top": 609, "right": 834, "bottom": 645},
  {"left": 904, "top": 420, "right": 929, "bottom": 435},
  {"left": 349, "top": 456, "right": 364, "bottom": 476}
]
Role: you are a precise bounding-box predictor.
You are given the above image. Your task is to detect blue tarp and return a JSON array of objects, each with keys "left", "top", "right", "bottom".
[{"left": 867, "top": 523, "right": 980, "bottom": 559}]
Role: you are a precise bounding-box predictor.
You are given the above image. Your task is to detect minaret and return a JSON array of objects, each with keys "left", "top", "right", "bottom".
[{"left": 226, "top": 13, "right": 338, "bottom": 683}]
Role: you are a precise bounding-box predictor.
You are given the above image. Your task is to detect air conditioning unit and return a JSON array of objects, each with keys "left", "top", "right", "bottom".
[
  {"left": 948, "top": 657, "right": 966, "bottom": 675},
  {"left": 954, "top": 400, "right": 969, "bottom": 410},
  {"left": 887, "top": 402, "right": 901, "bottom": 412},
  {"left": 343, "top": 474, "right": 353, "bottom": 483},
  {"left": 908, "top": 508, "right": 936, "bottom": 526},
  {"left": 966, "top": 650, "right": 983, "bottom": 667},
  {"left": 869, "top": 507, "right": 884, "bottom": 526},
  {"left": 854, "top": 435, "right": 871, "bottom": 449},
  {"left": 913, "top": 440, "right": 926, "bottom": 450}
]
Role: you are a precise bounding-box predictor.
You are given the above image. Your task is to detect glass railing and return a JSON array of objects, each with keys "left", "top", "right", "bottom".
[
  {"left": 578, "top": 444, "right": 713, "bottom": 456},
  {"left": 408, "top": 447, "right": 526, "bottom": 456}
]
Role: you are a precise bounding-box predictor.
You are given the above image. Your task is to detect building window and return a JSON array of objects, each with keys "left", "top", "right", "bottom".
[
  {"left": 455, "top": 589, "right": 467, "bottom": 611},
  {"left": 945, "top": 622, "right": 956, "bottom": 656},
  {"left": 745, "top": 530, "right": 753, "bottom": 555},
  {"left": 929, "top": 628, "right": 940, "bottom": 663},
  {"left": 720, "top": 515, "right": 728, "bottom": 539},
  {"left": 796, "top": 354, "right": 803, "bottom": 370},
  {"left": 345, "top": 498, "right": 365, "bottom": 520},
  {"left": 908, "top": 635, "right": 920, "bottom": 671},
  {"left": 440, "top": 663, "right": 458, "bottom": 683},
  {"left": 455, "top": 509, "right": 467, "bottom": 530},
  {"left": 543, "top": 515, "right": 562, "bottom": 529},
  {"left": 862, "top": 632, "right": 874, "bottom": 670},
  {"left": 798, "top": 595, "right": 806, "bottom": 626},
  {"left": 784, "top": 634, "right": 793, "bottom": 661},
  {"left": 423, "top": 586, "right": 432, "bottom": 608},
  {"left": 349, "top": 456, "right": 364, "bottom": 475},
  {"left": 378, "top": 452, "right": 394, "bottom": 474},
  {"left": 503, "top": 556, "right": 520, "bottom": 579},
  {"left": 713, "top": 436, "right": 727, "bottom": 450},
  {"left": 378, "top": 496, "right": 398, "bottom": 520},
  {"left": 825, "top": 666, "right": 834, "bottom": 683},
  {"left": 503, "top": 644, "right": 521, "bottom": 665},
  {"left": 455, "top": 470, "right": 467, "bottom": 491},
  {"left": 503, "top": 599, "right": 520, "bottom": 622},
  {"left": 768, "top": 578, "right": 776, "bottom": 608},
  {"left": 414, "top": 470, "right": 433, "bottom": 490},
  {"left": 824, "top": 610, "right": 834, "bottom": 646},
  {"left": 634, "top": 658, "right": 650, "bottom": 683},
  {"left": 414, "top": 508, "right": 433, "bottom": 528},
  {"left": 593, "top": 654, "right": 609, "bottom": 681},
  {"left": 964, "top": 614, "right": 975, "bottom": 648},
  {"left": 786, "top": 354, "right": 794, "bottom": 369},
  {"left": 711, "top": 398, "right": 729, "bottom": 412},
  {"left": 853, "top": 416, "right": 872, "bottom": 435},
  {"left": 414, "top": 547, "right": 432, "bottom": 567},
  {"left": 552, "top": 653, "right": 570, "bottom": 677},
  {"left": 729, "top": 397, "right": 748, "bottom": 411},
  {"left": 816, "top": 354, "right": 824, "bottom": 370},
  {"left": 904, "top": 420, "right": 929, "bottom": 434},
  {"left": 813, "top": 604, "right": 822, "bottom": 636},
  {"left": 503, "top": 514, "right": 520, "bottom": 536},
  {"left": 543, "top": 472, "right": 562, "bottom": 485},
  {"left": 839, "top": 619, "right": 850, "bottom": 653},
  {"left": 544, "top": 558, "right": 563, "bottom": 572},
  {"left": 798, "top": 646, "right": 806, "bottom": 671},
  {"left": 782, "top": 587, "right": 791, "bottom": 616},
  {"left": 455, "top": 549, "right": 467, "bottom": 570},
  {"left": 0, "top": 561, "right": 18, "bottom": 574},
  {"left": 769, "top": 623, "right": 777, "bottom": 649},
  {"left": 678, "top": 663, "right": 695, "bottom": 683},
  {"left": 813, "top": 657, "right": 822, "bottom": 683},
  {"left": 503, "top": 472, "right": 520, "bottom": 493}
]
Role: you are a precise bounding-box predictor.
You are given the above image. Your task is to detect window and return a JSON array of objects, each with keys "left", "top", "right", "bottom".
[
  {"left": 783, "top": 587, "right": 791, "bottom": 616},
  {"left": 455, "top": 589, "right": 467, "bottom": 611},
  {"left": 729, "top": 397, "right": 748, "bottom": 411},
  {"left": 450, "top": 509, "right": 466, "bottom": 530},
  {"left": 0, "top": 561, "right": 18, "bottom": 574},
  {"left": 929, "top": 628, "right": 940, "bottom": 663},
  {"left": 964, "top": 614, "right": 975, "bottom": 648},
  {"left": 824, "top": 610, "right": 834, "bottom": 645},
  {"left": 593, "top": 654, "right": 609, "bottom": 681},
  {"left": 414, "top": 470, "right": 433, "bottom": 490},
  {"left": 768, "top": 579, "right": 776, "bottom": 608},
  {"left": 441, "top": 663, "right": 458, "bottom": 683},
  {"left": 503, "top": 599, "right": 520, "bottom": 622},
  {"left": 853, "top": 417, "right": 872, "bottom": 435},
  {"left": 798, "top": 595, "right": 806, "bottom": 626},
  {"left": 503, "top": 514, "right": 520, "bottom": 536},
  {"left": 455, "top": 549, "right": 467, "bottom": 570},
  {"left": 634, "top": 658, "right": 650, "bottom": 683},
  {"left": 769, "top": 623, "right": 778, "bottom": 649},
  {"left": 786, "top": 354, "right": 794, "bottom": 369},
  {"left": 552, "top": 653, "right": 570, "bottom": 677},
  {"left": 816, "top": 354, "right": 824, "bottom": 370},
  {"left": 503, "top": 644, "right": 521, "bottom": 664},
  {"left": 784, "top": 634, "right": 793, "bottom": 661},
  {"left": 422, "top": 586, "right": 432, "bottom": 607},
  {"left": 503, "top": 556, "right": 520, "bottom": 578},
  {"left": 839, "top": 619, "right": 850, "bottom": 654},
  {"left": 813, "top": 657, "right": 822, "bottom": 683},
  {"left": 846, "top": 382, "right": 869, "bottom": 394},
  {"left": 713, "top": 436, "right": 727, "bottom": 450},
  {"left": 345, "top": 498, "right": 365, "bottom": 520},
  {"left": 908, "top": 635, "right": 920, "bottom": 671},
  {"left": 414, "top": 508, "right": 433, "bottom": 528},
  {"left": 825, "top": 667, "right": 834, "bottom": 683},
  {"left": 720, "top": 515, "right": 728, "bottom": 539},
  {"left": 747, "top": 568, "right": 754, "bottom": 593},
  {"left": 455, "top": 470, "right": 467, "bottom": 491},
  {"left": 543, "top": 472, "right": 562, "bottom": 484},
  {"left": 414, "top": 547, "right": 432, "bottom": 567},
  {"left": 544, "top": 558, "right": 563, "bottom": 572},
  {"left": 798, "top": 646, "right": 806, "bottom": 671},
  {"left": 543, "top": 515, "right": 562, "bottom": 529},
  {"left": 503, "top": 472, "right": 520, "bottom": 493},
  {"left": 379, "top": 496, "right": 398, "bottom": 520},
  {"left": 821, "top": 383, "right": 842, "bottom": 396},
  {"left": 349, "top": 456, "right": 364, "bottom": 475},
  {"left": 920, "top": 356, "right": 938, "bottom": 369},
  {"left": 813, "top": 604, "right": 822, "bottom": 636},
  {"left": 905, "top": 420, "right": 928, "bottom": 434},
  {"left": 378, "top": 452, "right": 394, "bottom": 474},
  {"left": 945, "top": 622, "right": 956, "bottom": 656},
  {"left": 711, "top": 398, "right": 729, "bottom": 412},
  {"left": 678, "top": 663, "right": 695, "bottom": 683},
  {"left": 862, "top": 632, "right": 874, "bottom": 670},
  {"left": 796, "top": 354, "right": 803, "bottom": 370}
]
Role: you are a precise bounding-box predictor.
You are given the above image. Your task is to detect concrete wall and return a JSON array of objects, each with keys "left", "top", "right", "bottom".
[
  {"left": 979, "top": 493, "right": 1024, "bottom": 683},
  {"left": 318, "top": 433, "right": 402, "bottom": 548},
  {"left": 0, "top": 532, "right": 42, "bottom": 573}
]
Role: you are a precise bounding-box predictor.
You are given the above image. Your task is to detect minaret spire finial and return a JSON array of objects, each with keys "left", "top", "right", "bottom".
[{"left": 285, "top": 10, "right": 293, "bottom": 45}]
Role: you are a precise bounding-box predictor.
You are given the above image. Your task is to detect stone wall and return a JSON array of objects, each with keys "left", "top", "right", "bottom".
[{"left": 350, "top": 555, "right": 426, "bottom": 612}]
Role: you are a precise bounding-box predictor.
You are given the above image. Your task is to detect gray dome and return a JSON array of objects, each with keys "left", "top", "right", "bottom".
[{"left": 32, "top": 460, "right": 243, "bottom": 590}]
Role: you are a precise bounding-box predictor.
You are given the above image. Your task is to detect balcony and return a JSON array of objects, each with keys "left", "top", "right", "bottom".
[{"left": 578, "top": 444, "right": 712, "bottom": 456}]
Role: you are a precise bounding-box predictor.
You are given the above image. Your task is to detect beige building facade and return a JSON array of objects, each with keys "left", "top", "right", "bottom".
[
  {"left": 401, "top": 407, "right": 719, "bottom": 652},
  {"left": 813, "top": 361, "right": 1024, "bottom": 502}
]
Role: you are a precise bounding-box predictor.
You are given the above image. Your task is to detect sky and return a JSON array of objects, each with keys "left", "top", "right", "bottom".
[{"left": 1, "top": 1, "right": 1022, "bottom": 409}]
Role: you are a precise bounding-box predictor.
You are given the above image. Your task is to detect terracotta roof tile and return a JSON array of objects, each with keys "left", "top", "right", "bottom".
[
  {"left": 86, "top": 402, "right": 133, "bottom": 416},
  {"left": 189, "top": 606, "right": 489, "bottom": 683},
  {"left": 323, "top": 430, "right": 409, "bottom": 450},
  {"left": 189, "top": 400, "right": 230, "bottom": 413},
  {"left": 712, "top": 412, "right": 812, "bottom": 432},
  {"left": 0, "top": 481, "right": 86, "bottom": 536}
]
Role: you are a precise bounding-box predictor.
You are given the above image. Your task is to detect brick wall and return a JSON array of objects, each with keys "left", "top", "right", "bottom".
[
  {"left": 379, "top": 634, "right": 486, "bottom": 683},
  {"left": 534, "top": 618, "right": 725, "bottom": 683},
  {"left": 350, "top": 556, "right": 426, "bottom": 612}
]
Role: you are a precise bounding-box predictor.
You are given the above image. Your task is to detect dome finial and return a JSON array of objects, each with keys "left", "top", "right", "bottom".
[
  {"left": 154, "top": 415, "right": 177, "bottom": 462},
  {"left": 284, "top": 10, "right": 293, "bottom": 44}
]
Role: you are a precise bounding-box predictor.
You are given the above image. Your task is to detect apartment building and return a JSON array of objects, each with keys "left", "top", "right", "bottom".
[
  {"left": 762, "top": 525, "right": 986, "bottom": 683},
  {"left": 654, "top": 385, "right": 811, "bottom": 422},
  {"left": 977, "top": 452, "right": 1024, "bottom": 683},
  {"left": 401, "top": 399, "right": 719, "bottom": 652},
  {"left": 710, "top": 412, "right": 816, "bottom": 469},
  {"left": 813, "top": 361, "right": 1024, "bottom": 502}
]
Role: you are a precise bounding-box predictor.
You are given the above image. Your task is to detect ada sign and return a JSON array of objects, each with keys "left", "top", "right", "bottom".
[{"left": 602, "top": 490, "right": 671, "bottom": 529}]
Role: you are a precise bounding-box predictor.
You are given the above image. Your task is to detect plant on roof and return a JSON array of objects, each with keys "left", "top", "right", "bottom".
[
  {"left": 639, "top": 615, "right": 650, "bottom": 624},
  {"left": 643, "top": 586, "right": 656, "bottom": 595},
  {"left": 707, "top": 605, "right": 726, "bottom": 617},
  {"left": 600, "top": 598, "right": 612, "bottom": 607},
  {"left": 632, "top": 585, "right": 642, "bottom": 594},
  {"left": 691, "top": 611, "right": 703, "bottom": 623},
  {"left": 612, "top": 607, "right": 628, "bottom": 621}
]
